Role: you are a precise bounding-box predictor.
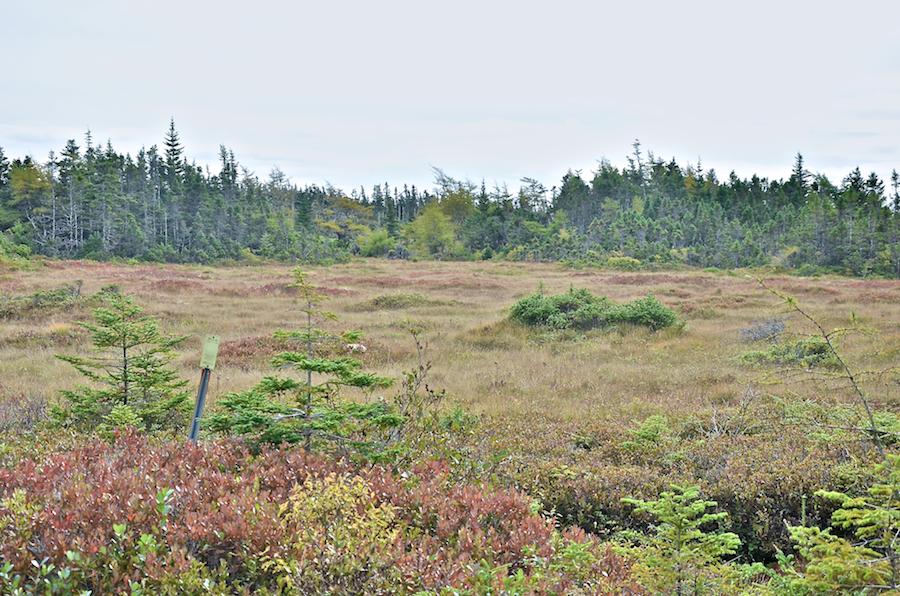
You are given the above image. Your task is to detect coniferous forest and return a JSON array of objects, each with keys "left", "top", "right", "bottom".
[{"left": 2, "top": 121, "right": 900, "bottom": 276}]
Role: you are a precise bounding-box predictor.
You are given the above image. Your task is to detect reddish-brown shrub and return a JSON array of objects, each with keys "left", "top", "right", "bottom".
[{"left": 0, "top": 431, "right": 642, "bottom": 594}]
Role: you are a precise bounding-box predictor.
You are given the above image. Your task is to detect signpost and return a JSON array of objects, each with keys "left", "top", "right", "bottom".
[{"left": 189, "top": 335, "right": 219, "bottom": 442}]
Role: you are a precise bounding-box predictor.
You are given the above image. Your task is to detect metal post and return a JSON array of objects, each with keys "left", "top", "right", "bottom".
[
  {"left": 189, "top": 335, "right": 220, "bottom": 442},
  {"left": 188, "top": 367, "right": 211, "bottom": 442}
]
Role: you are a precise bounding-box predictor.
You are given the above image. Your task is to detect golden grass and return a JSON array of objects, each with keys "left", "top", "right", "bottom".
[{"left": 2, "top": 259, "right": 899, "bottom": 423}]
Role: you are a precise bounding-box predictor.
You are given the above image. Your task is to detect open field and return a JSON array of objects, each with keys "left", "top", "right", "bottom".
[
  {"left": 2, "top": 258, "right": 899, "bottom": 421},
  {"left": 4, "top": 258, "right": 900, "bottom": 574}
]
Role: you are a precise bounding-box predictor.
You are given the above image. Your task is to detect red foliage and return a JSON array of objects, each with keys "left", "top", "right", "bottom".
[
  {"left": 0, "top": 431, "right": 642, "bottom": 594},
  {"left": 144, "top": 279, "right": 209, "bottom": 294},
  {"left": 215, "top": 334, "right": 294, "bottom": 369}
]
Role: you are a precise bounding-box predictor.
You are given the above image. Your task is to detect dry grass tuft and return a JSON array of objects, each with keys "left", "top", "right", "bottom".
[{"left": 44, "top": 321, "right": 74, "bottom": 335}]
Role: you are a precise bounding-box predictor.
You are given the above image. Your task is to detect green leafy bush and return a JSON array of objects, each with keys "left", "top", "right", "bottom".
[
  {"left": 359, "top": 229, "right": 397, "bottom": 257},
  {"left": 613, "top": 294, "right": 682, "bottom": 331},
  {"left": 0, "top": 232, "right": 30, "bottom": 263},
  {"left": 605, "top": 256, "right": 642, "bottom": 270},
  {"left": 509, "top": 285, "right": 681, "bottom": 331},
  {"left": 509, "top": 286, "right": 614, "bottom": 330}
]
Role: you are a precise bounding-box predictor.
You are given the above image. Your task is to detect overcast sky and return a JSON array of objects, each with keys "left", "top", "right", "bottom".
[{"left": 2, "top": 0, "right": 899, "bottom": 194}]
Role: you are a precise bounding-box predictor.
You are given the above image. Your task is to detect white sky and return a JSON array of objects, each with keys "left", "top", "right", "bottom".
[{"left": 2, "top": 0, "right": 899, "bottom": 195}]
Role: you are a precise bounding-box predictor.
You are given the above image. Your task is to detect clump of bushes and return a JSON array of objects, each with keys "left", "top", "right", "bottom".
[
  {"left": 0, "top": 282, "right": 82, "bottom": 320},
  {"left": 509, "top": 285, "right": 682, "bottom": 331},
  {"left": 0, "top": 430, "right": 643, "bottom": 595},
  {"left": 0, "top": 233, "right": 30, "bottom": 263},
  {"left": 354, "top": 292, "right": 449, "bottom": 311},
  {"left": 741, "top": 335, "right": 838, "bottom": 368},
  {"left": 435, "top": 412, "right": 869, "bottom": 562}
]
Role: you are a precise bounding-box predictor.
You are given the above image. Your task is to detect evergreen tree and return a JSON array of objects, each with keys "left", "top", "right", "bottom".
[
  {"left": 0, "top": 146, "right": 16, "bottom": 229},
  {"left": 384, "top": 191, "right": 399, "bottom": 237},
  {"left": 623, "top": 485, "right": 741, "bottom": 596},
  {"left": 209, "top": 269, "right": 399, "bottom": 460},
  {"left": 54, "top": 291, "right": 191, "bottom": 434},
  {"left": 891, "top": 170, "right": 900, "bottom": 212},
  {"left": 786, "top": 152, "right": 810, "bottom": 206},
  {"left": 163, "top": 118, "right": 184, "bottom": 180}
]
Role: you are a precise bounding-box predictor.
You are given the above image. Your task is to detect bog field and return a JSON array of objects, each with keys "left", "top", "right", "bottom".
[
  {"left": 3, "top": 258, "right": 900, "bottom": 594},
  {"left": 4, "top": 259, "right": 899, "bottom": 418}
]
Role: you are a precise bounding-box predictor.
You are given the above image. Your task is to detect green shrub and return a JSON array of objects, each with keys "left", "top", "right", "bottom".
[
  {"left": 741, "top": 335, "right": 839, "bottom": 368},
  {"left": 612, "top": 295, "right": 682, "bottom": 331},
  {"left": 509, "top": 285, "right": 681, "bottom": 332},
  {"left": 0, "top": 282, "right": 82, "bottom": 320},
  {"left": 605, "top": 256, "right": 642, "bottom": 271},
  {"left": 354, "top": 292, "right": 448, "bottom": 311},
  {"left": 621, "top": 415, "right": 671, "bottom": 450},
  {"left": 509, "top": 286, "right": 613, "bottom": 330},
  {"left": 360, "top": 229, "right": 397, "bottom": 257},
  {"left": 0, "top": 233, "right": 31, "bottom": 263}
]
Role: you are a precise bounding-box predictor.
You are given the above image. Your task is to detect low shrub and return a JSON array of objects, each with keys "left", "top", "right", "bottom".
[
  {"left": 509, "top": 285, "right": 682, "bottom": 331},
  {"left": 605, "top": 256, "right": 642, "bottom": 271},
  {"left": 613, "top": 294, "right": 682, "bottom": 331},
  {"left": 424, "top": 412, "right": 871, "bottom": 562},
  {"left": 215, "top": 333, "right": 296, "bottom": 370},
  {"left": 0, "top": 282, "right": 82, "bottom": 320},
  {"left": 0, "top": 431, "right": 642, "bottom": 594},
  {"left": 354, "top": 292, "right": 449, "bottom": 311},
  {"left": 741, "top": 335, "right": 839, "bottom": 368},
  {"left": 0, "top": 392, "right": 48, "bottom": 433}
]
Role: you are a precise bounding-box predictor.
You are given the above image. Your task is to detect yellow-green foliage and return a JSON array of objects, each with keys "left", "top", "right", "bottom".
[
  {"left": 623, "top": 485, "right": 741, "bottom": 596},
  {"left": 0, "top": 233, "right": 30, "bottom": 263},
  {"left": 606, "top": 256, "right": 642, "bottom": 271},
  {"left": 264, "top": 473, "right": 402, "bottom": 594},
  {"left": 790, "top": 454, "right": 900, "bottom": 594}
]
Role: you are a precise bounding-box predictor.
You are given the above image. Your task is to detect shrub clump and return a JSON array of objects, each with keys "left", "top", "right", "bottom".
[
  {"left": 509, "top": 285, "right": 681, "bottom": 331},
  {"left": 0, "top": 282, "right": 82, "bottom": 320},
  {"left": 741, "top": 335, "right": 839, "bottom": 368},
  {"left": 354, "top": 292, "right": 448, "bottom": 311},
  {"left": 0, "top": 431, "right": 643, "bottom": 595}
]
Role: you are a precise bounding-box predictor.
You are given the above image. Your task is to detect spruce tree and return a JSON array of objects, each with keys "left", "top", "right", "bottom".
[
  {"left": 209, "top": 268, "right": 400, "bottom": 460},
  {"left": 54, "top": 291, "right": 191, "bottom": 433}
]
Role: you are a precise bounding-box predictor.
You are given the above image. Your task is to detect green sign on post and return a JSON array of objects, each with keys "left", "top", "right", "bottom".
[
  {"left": 200, "top": 335, "right": 220, "bottom": 370},
  {"left": 189, "top": 335, "right": 220, "bottom": 442}
]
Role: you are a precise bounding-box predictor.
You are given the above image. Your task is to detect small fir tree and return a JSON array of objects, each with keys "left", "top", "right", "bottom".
[
  {"left": 623, "top": 484, "right": 740, "bottom": 596},
  {"left": 54, "top": 291, "right": 191, "bottom": 433},
  {"left": 209, "top": 268, "right": 400, "bottom": 460},
  {"left": 789, "top": 457, "right": 900, "bottom": 594}
]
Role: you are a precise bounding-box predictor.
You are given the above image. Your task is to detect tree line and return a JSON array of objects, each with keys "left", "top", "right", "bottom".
[{"left": 2, "top": 125, "right": 899, "bottom": 276}]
